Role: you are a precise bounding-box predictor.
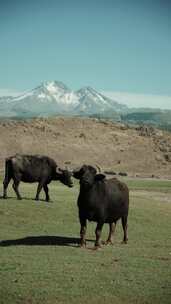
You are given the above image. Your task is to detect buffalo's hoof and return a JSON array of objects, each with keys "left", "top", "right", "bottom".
[
  {"left": 102, "top": 240, "right": 114, "bottom": 246},
  {"left": 45, "top": 198, "right": 51, "bottom": 202},
  {"left": 17, "top": 197, "right": 22, "bottom": 200},
  {"left": 80, "top": 243, "right": 86, "bottom": 248},
  {"left": 121, "top": 240, "right": 128, "bottom": 244},
  {"left": 93, "top": 245, "right": 102, "bottom": 250}
]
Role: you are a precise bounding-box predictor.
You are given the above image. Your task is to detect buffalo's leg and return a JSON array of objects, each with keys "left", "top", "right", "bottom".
[
  {"left": 3, "top": 176, "right": 12, "bottom": 199},
  {"left": 105, "top": 222, "right": 116, "bottom": 245},
  {"left": 35, "top": 182, "right": 43, "bottom": 201},
  {"left": 121, "top": 216, "right": 128, "bottom": 244},
  {"left": 43, "top": 184, "right": 50, "bottom": 202},
  {"left": 79, "top": 216, "right": 87, "bottom": 247},
  {"left": 3, "top": 159, "right": 12, "bottom": 199},
  {"left": 12, "top": 180, "right": 22, "bottom": 200},
  {"left": 95, "top": 222, "right": 104, "bottom": 248}
]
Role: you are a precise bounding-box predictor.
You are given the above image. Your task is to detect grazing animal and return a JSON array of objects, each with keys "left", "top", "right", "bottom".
[
  {"left": 3, "top": 154, "right": 73, "bottom": 201},
  {"left": 73, "top": 165, "right": 129, "bottom": 248}
]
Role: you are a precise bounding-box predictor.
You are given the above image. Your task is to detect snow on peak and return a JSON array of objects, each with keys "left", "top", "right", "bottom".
[
  {"left": 46, "top": 82, "right": 59, "bottom": 94},
  {"left": 76, "top": 86, "right": 109, "bottom": 105},
  {"left": 36, "top": 81, "right": 78, "bottom": 106},
  {"left": 42, "top": 81, "right": 70, "bottom": 94}
]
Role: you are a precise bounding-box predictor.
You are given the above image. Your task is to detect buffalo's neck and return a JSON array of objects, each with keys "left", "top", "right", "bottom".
[
  {"left": 79, "top": 181, "right": 105, "bottom": 199},
  {"left": 52, "top": 172, "right": 60, "bottom": 181},
  {"left": 80, "top": 187, "right": 90, "bottom": 198}
]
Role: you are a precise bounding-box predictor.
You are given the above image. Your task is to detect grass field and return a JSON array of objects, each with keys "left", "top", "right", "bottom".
[{"left": 0, "top": 178, "right": 171, "bottom": 304}]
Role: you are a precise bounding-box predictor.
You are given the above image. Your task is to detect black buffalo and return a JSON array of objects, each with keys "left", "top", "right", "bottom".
[
  {"left": 73, "top": 165, "right": 129, "bottom": 248},
  {"left": 3, "top": 154, "right": 73, "bottom": 201}
]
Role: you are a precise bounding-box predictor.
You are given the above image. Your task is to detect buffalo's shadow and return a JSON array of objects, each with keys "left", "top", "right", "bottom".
[
  {"left": 0, "top": 235, "right": 93, "bottom": 247},
  {"left": 0, "top": 196, "right": 50, "bottom": 202}
]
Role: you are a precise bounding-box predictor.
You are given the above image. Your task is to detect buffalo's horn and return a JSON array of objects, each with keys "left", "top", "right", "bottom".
[
  {"left": 95, "top": 164, "right": 101, "bottom": 172},
  {"left": 56, "top": 167, "right": 62, "bottom": 174}
]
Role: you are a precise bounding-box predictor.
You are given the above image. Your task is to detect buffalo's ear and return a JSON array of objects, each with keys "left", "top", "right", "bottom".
[
  {"left": 73, "top": 165, "right": 87, "bottom": 179},
  {"left": 73, "top": 170, "right": 81, "bottom": 179},
  {"left": 73, "top": 168, "right": 85, "bottom": 179},
  {"left": 95, "top": 174, "right": 106, "bottom": 181}
]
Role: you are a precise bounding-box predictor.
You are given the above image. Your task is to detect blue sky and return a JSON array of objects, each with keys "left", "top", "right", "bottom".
[{"left": 0, "top": 0, "right": 171, "bottom": 107}]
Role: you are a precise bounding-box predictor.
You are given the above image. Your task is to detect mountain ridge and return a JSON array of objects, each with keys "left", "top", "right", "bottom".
[
  {"left": 0, "top": 81, "right": 128, "bottom": 118},
  {"left": 1, "top": 82, "right": 171, "bottom": 131}
]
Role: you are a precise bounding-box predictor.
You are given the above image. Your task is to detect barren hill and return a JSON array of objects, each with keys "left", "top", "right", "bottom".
[{"left": 0, "top": 117, "right": 171, "bottom": 178}]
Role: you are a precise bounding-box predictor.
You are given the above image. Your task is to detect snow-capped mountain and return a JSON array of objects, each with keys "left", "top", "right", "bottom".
[
  {"left": 0, "top": 81, "right": 128, "bottom": 118},
  {"left": 75, "top": 86, "right": 127, "bottom": 114}
]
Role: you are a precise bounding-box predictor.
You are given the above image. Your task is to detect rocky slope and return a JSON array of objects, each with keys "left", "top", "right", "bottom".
[{"left": 0, "top": 117, "right": 171, "bottom": 178}]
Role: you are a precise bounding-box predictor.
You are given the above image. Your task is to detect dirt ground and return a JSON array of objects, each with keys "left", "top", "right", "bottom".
[{"left": 0, "top": 116, "right": 171, "bottom": 178}]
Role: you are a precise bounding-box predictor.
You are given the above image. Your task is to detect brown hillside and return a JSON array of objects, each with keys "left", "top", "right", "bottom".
[{"left": 0, "top": 117, "right": 171, "bottom": 178}]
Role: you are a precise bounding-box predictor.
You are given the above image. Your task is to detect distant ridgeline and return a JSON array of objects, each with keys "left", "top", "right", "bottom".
[
  {"left": 120, "top": 110, "right": 171, "bottom": 132},
  {"left": 0, "top": 110, "right": 171, "bottom": 132},
  {"left": 89, "top": 110, "right": 171, "bottom": 132}
]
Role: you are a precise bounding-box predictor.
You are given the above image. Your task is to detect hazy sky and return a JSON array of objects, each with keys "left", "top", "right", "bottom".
[{"left": 0, "top": 0, "right": 171, "bottom": 107}]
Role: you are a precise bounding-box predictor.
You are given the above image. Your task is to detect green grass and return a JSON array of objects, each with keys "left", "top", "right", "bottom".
[
  {"left": 123, "top": 178, "right": 171, "bottom": 191},
  {"left": 0, "top": 180, "right": 171, "bottom": 304}
]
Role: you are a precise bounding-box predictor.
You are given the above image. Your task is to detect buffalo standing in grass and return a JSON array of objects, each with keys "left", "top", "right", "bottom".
[
  {"left": 3, "top": 154, "right": 73, "bottom": 202},
  {"left": 73, "top": 165, "right": 129, "bottom": 248}
]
